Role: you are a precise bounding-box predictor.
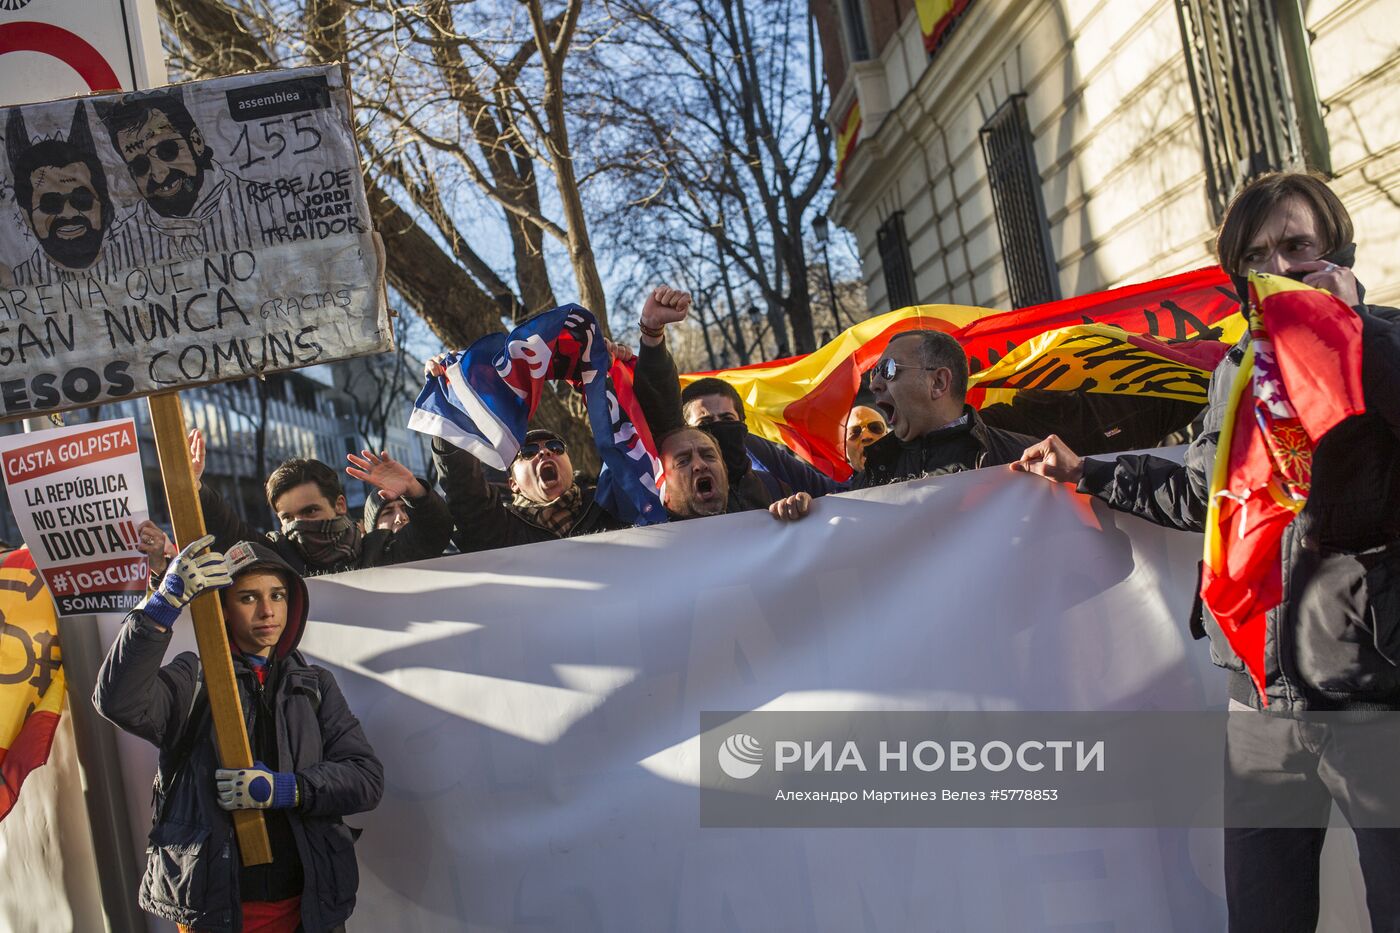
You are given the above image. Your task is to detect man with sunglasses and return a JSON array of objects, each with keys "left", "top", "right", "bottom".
[
  {"left": 854, "top": 330, "right": 1038, "bottom": 489},
  {"left": 6, "top": 102, "right": 117, "bottom": 285},
  {"left": 96, "top": 89, "right": 291, "bottom": 263},
  {"left": 427, "top": 380, "right": 631, "bottom": 550}
]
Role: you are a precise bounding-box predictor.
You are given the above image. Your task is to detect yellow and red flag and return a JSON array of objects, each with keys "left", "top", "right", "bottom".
[
  {"left": 1201, "top": 273, "right": 1365, "bottom": 702},
  {"left": 0, "top": 547, "right": 64, "bottom": 823},
  {"left": 917, "top": 0, "right": 973, "bottom": 53},
  {"left": 834, "top": 99, "right": 861, "bottom": 187},
  {"left": 682, "top": 266, "right": 1241, "bottom": 481}
]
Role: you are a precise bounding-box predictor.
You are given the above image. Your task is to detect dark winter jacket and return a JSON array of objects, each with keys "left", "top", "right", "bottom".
[
  {"left": 851, "top": 405, "right": 1040, "bottom": 490},
  {"left": 200, "top": 477, "right": 452, "bottom": 576},
  {"left": 432, "top": 437, "right": 629, "bottom": 552},
  {"left": 632, "top": 338, "right": 842, "bottom": 507},
  {"left": 93, "top": 543, "right": 383, "bottom": 932},
  {"left": 982, "top": 389, "right": 1204, "bottom": 455},
  {"left": 1079, "top": 301, "right": 1400, "bottom": 711}
]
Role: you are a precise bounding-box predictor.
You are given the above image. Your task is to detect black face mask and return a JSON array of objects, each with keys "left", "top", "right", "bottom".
[{"left": 701, "top": 420, "right": 750, "bottom": 479}]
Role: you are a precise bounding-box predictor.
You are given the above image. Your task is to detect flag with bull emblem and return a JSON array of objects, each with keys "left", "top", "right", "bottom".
[
  {"left": 683, "top": 267, "right": 1241, "bottom": 481},
  {"left": 409, "top": 304, "right": 667, "bottom": 526}
]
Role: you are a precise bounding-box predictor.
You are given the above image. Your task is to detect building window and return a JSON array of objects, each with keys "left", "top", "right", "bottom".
[
  {"left": 877, "top": 211, "right": 916, "bottom": 310},
  {"left": 1175, "top": 0, "right": 1328, "bottom": 223},
  {"left": 841, "top": 0, "right": 871, "bottom": 62},
  {"left": 979, "top": 93, "right": 1059, "bottom": 308}
]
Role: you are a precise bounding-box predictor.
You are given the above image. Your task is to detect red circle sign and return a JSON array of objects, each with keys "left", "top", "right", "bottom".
[{"left": 0, "top": 21, "right": 122, "bottom": 93}]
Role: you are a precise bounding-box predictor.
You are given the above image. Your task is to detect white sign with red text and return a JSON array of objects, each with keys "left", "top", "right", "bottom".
[{"left": 0, "top": 417, "right": 148, "bottom": 615}]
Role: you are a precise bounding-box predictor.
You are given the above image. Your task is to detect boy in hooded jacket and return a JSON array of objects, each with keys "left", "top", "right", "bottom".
[{"left": 94, "top": 536, "right": 383, "bottom": 933}]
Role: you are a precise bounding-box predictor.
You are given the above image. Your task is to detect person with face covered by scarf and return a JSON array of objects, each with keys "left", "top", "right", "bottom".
[
  {"left": 631, "top": 286, "right": 843, "bottom": 512},
  {"left": 188, "top": 427, "right": 452, "bottom": 577}
]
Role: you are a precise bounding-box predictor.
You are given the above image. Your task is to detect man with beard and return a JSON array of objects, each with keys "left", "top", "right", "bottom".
[
  {"left": 187, "top": 427, "right": 451, "bottom": 576},
  {"left": 853, "top": 329, "right": 1040, "bottom": 489},
  {"left": 96, "top": 89, "right": 289, "bottom": 263},
  {"left": 6, "top": 103, "right": 115, "bottom": 286}
]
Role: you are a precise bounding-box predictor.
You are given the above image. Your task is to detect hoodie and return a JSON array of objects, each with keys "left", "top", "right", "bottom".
[
  {"left": 223, "top": 541, "right": 310, "bottom": 904},
  {"left": 93, "top": 540, "right": 383, "bottom": 932}
]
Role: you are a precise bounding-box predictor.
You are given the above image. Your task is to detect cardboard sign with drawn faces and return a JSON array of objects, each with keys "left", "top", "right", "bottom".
[{"left": 0, "top": 65, "right": 390, "bottom": 422}]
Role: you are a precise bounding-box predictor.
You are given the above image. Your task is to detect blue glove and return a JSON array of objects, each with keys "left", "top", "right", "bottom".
[
  {"left": 214, "top": 761, "right": 299, "bottom": 810},
  {"left": 139, "top": 534, "right": 231, "bottom": 628}
]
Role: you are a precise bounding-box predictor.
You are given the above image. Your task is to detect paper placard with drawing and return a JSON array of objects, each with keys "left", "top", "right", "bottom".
[{"left": 0, "top": 64, "right": 390, "bottom": 422}]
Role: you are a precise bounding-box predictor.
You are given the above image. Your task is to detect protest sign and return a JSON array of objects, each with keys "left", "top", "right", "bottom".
[
  {"left": 0, "top": 63, "right": 391, "bottom": 422},
  {"left": 0, "top": 417, "right": 148, "bottom": 615}
]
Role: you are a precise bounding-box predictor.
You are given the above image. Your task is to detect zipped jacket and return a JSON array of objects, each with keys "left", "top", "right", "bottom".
[
  {"left": 1079, "top": 302, "right": 1400, "bottom": 710},
  {"left": 93, "top": 543, "right": 383, "bottom": 932}
]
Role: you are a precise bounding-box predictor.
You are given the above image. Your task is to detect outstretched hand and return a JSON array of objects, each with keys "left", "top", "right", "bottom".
[
  {"left": 424, "top": 352, "right": 451, "bottom": 380},
  {"left": 1010, "top": 434, "right": 1085, "bottom": 484},
  {"left": 136, "top": 520, "right": 175, "bottom": 577},
  {"left": 605, "top": 338, "right": 635, "bottom": 365},
  {"left": 346, "top": 449, "right": 426, "bottom": 501}
]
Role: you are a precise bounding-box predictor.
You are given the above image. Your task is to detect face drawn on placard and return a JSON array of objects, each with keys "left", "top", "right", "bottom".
[
  {"left": 0, "top": 67, "right": 391, "bottom": 423},
  {"left": 5, "top": 102, "right": 113, "bottom": 280},
  {"left": 93, "top": 87, "right": 299, "bottom": 266}
]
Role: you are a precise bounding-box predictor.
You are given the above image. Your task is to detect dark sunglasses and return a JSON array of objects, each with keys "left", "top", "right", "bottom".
[
  {"left": 36, "top": 188, "right": 96, "bottom": 215},
  {"left": 517, "top": 439, "right": 566, "bottom": 460},
  {"left": 129, "top": 138, "right": 185, "bottom": 176},
  {"left": 848, "top": 421, "right": 886, "bottom": 438},
  {"left": 873, "top": 357, "right": 940, "bottom": 382}
]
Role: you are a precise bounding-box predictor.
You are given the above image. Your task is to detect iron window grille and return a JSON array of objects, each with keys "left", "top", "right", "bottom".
[
  {"left": 1176, "top": 0, "right": 1326, "bottom": 223},
  {"left": 979, "top": 94, "right": 1060, "bottom": 308},
  {"left": 877, "top": 211, "right": 916, "bottom": 310}
]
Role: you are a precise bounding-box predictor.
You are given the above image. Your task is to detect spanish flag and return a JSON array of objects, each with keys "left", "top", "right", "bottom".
[
  {"left": 1201, "top": 273, "right": 1365, "bottom": 702},
  {"left": 835, "top": 99, "right": 861, "bottom": 187},
  {"left": 0, "top": 547, "right": 63, "bottom": 823},
  {"left": 917, "top": 0, "right": 973, "bottom": 53},
  {"left": 681, "top": 266, "right": 1242, "bottom": 481}
]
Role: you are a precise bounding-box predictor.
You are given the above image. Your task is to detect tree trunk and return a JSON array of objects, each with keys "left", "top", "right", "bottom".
[{"left": 156, "top": 0, "right": 595, "bottom": 469}]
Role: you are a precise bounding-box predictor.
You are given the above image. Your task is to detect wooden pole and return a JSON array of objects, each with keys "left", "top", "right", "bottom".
[{"left": 147, "top": 391, "right": 272, "bottom": 866}]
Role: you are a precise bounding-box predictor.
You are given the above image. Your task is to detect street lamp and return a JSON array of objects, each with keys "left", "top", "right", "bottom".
[{"left": 813, "top": 213, "right": 843, "bottom": 335}]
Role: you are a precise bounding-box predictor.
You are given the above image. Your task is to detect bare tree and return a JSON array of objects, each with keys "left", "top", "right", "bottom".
[
  {"left": 596, "top": 0, "right": 834, "bottom": 355},
  {"left": 340, "top": 311, "right": 425, "bottom": 453},
  {"left": 153, "top": 0, "right": 605, "bottom": 470}
]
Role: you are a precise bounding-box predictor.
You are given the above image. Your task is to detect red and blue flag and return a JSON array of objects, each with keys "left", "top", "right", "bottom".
[{"left": 410, "top": 305, "right": 667, "bottom": 526}]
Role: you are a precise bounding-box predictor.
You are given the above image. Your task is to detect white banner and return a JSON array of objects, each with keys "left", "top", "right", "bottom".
[
  {"left": 0, "top": 65, "right": 390, "bottom": 421},
  {"left": 30, "top": 456, "right": 1373, "bottom": 931},
  {"left": 0, "top": 417, "right": 148, "bottom": 615}
]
